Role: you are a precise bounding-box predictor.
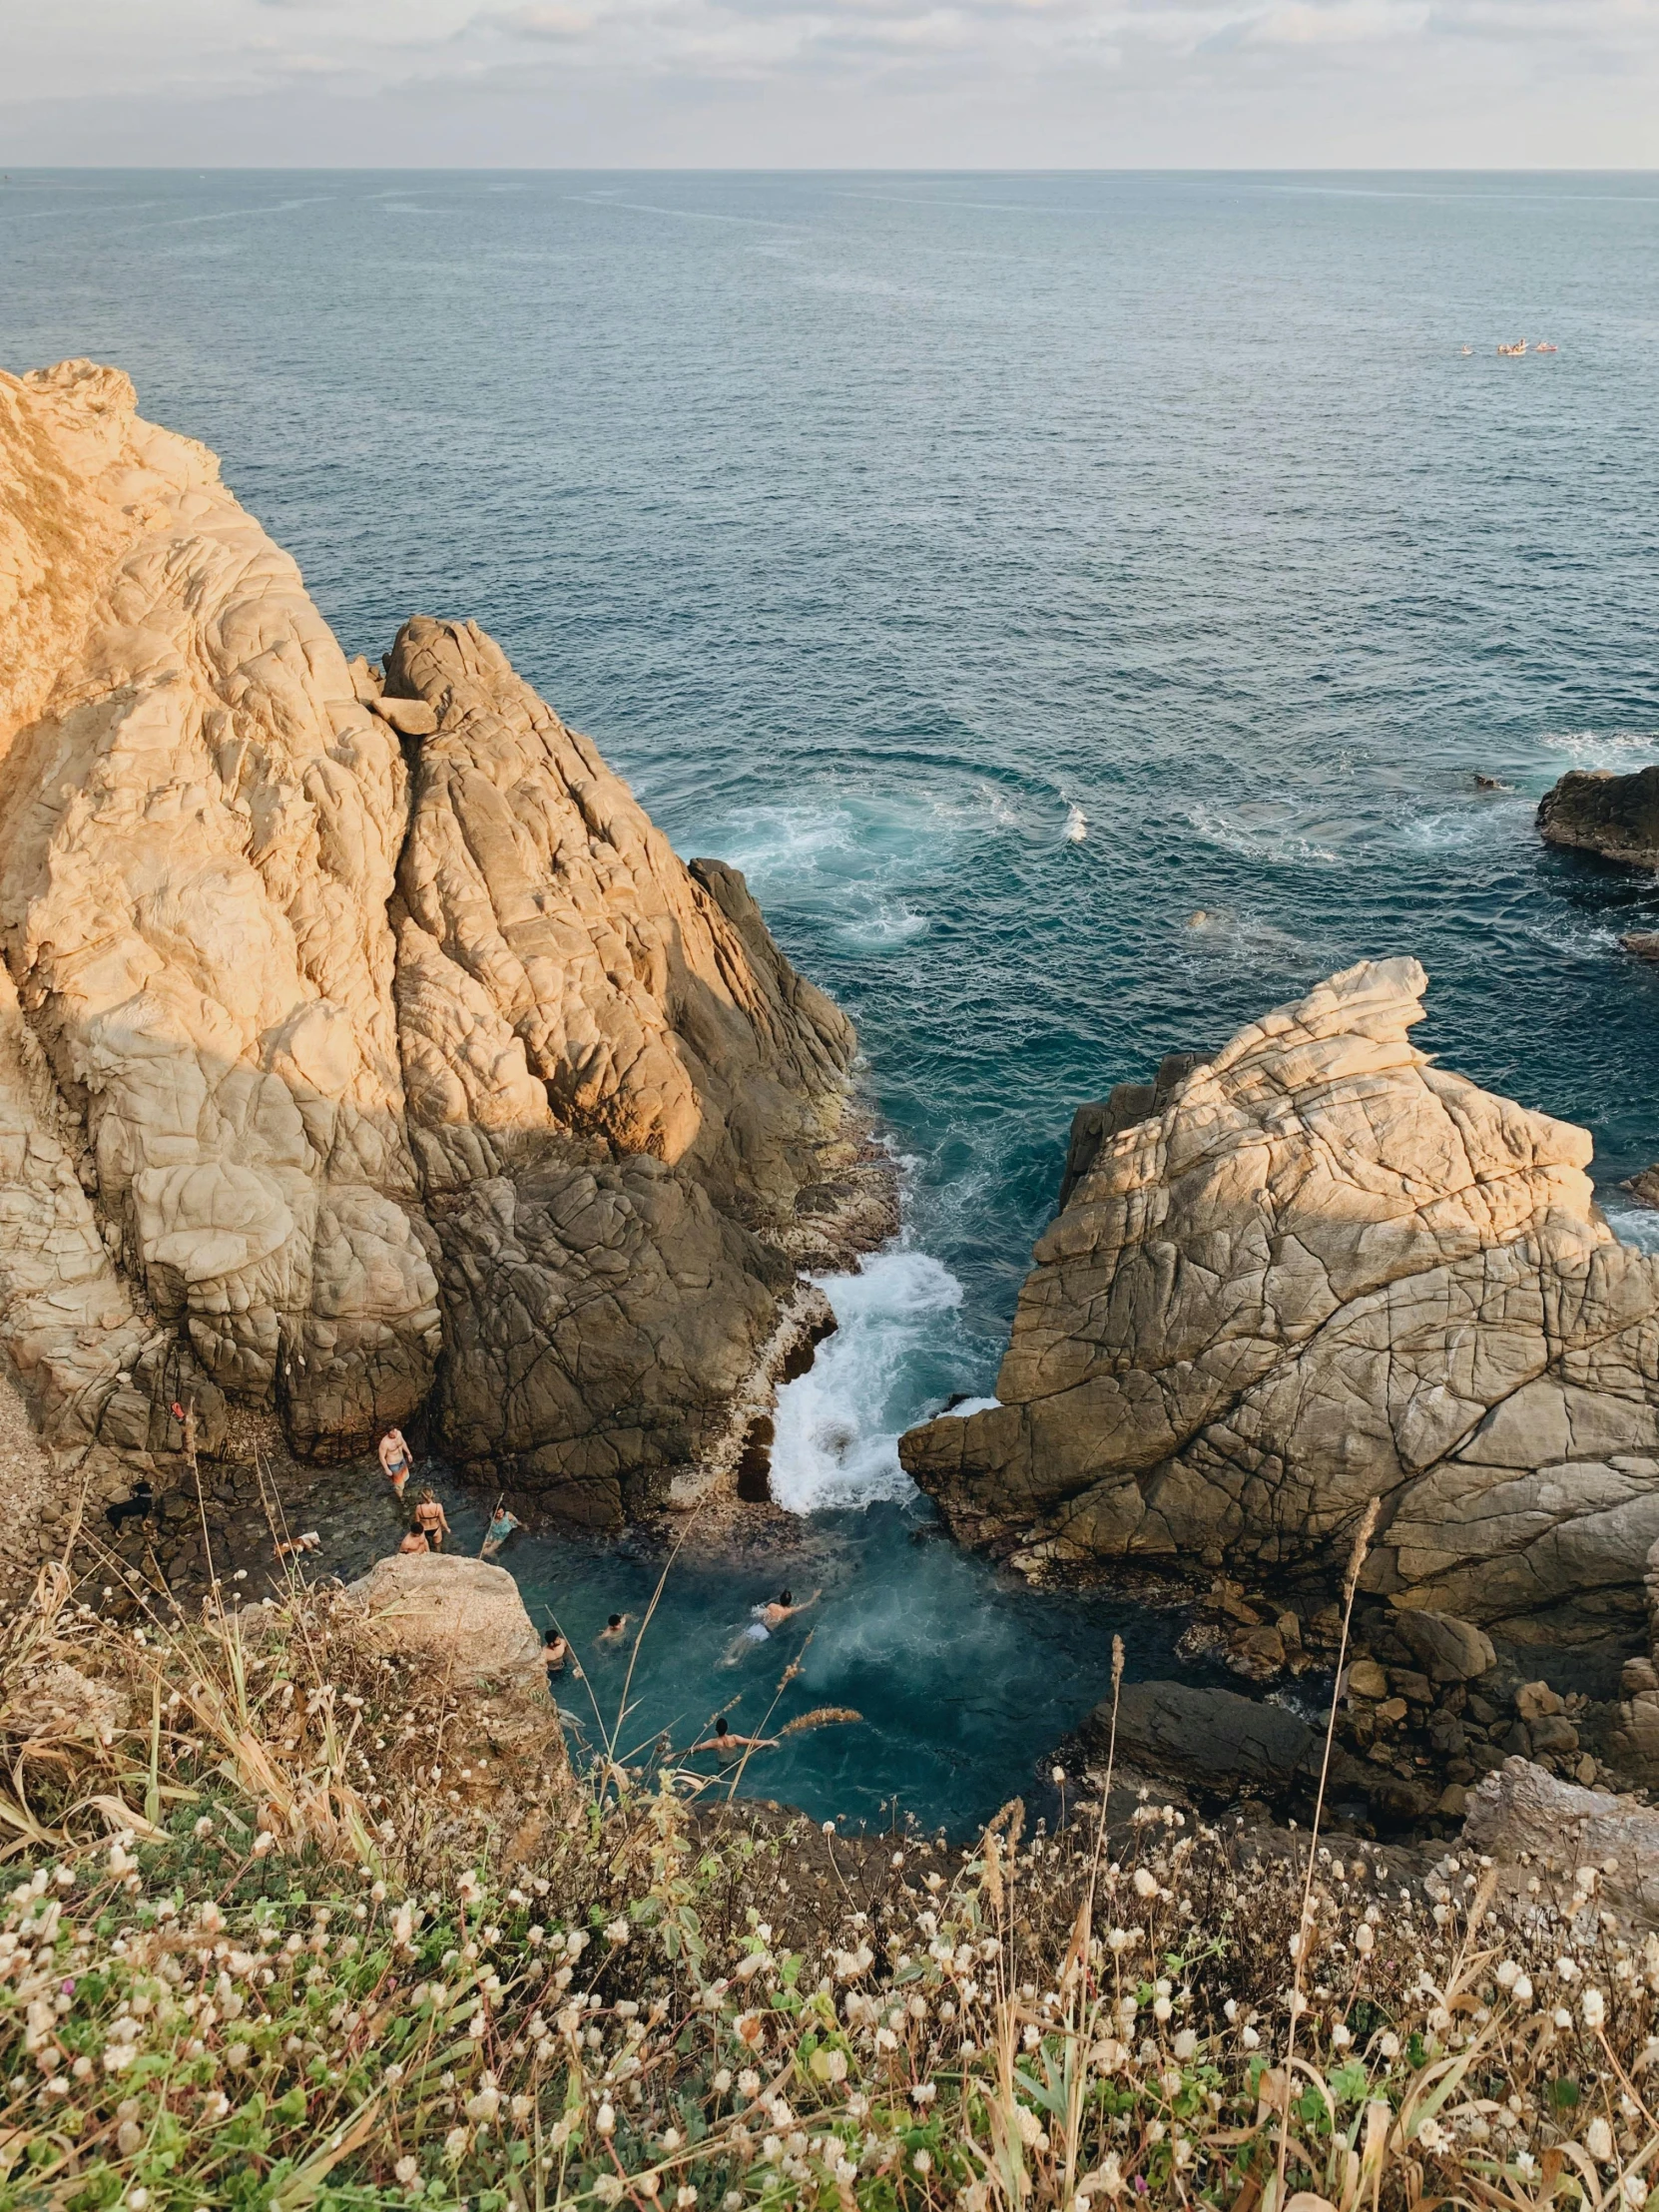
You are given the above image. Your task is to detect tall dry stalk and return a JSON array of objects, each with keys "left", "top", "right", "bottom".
[{"left": 1272, "top": 1495, "right": 1380, "bottom": 2212}]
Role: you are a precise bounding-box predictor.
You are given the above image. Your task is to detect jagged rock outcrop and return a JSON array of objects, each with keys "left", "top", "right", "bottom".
[
  {"left": 1538, "top": 766, "right": 1659, "bottom": 871},
  {"left": 0, "top": 358, "right": 438, "bottom": 1468},
  {"left": 0, "top": 360, "right": 868, "bottom": 1531},
  {"left": 901, "top": 958, "right": 1659, "bottom": 1643}
]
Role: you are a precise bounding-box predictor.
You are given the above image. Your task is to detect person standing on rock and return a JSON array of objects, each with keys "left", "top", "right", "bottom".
[
  {"left": 397, "top": 1525, "right": 430, "bottom": 1555},
  {"left": 379, "top": 1428, "right": 414, "bottom": 1499},
  {"left": 412, "top": 1490, "right": 449, "bottom": 1549}
]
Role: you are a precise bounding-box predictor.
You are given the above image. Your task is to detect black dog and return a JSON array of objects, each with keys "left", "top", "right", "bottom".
[{"left": 106, "top": 1480, "right": 154, "bottom": 1532}]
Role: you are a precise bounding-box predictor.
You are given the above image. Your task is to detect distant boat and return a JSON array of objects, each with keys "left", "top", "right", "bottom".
[
  {"left": 1536, "top": 341, "right": 1559, "bottom": 354},
  {"left": 1459, "top": 345, "right": 1473, "bottom": 356},
  {"left": 1496, "top": 339, "right": 1529, "bottom": 356}
]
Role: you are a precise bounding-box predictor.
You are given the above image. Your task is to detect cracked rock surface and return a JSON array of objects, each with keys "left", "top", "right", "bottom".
[
  {"left": 0, "top": 360, "right": 867, "bottom": 1541},
  {"left": 900, "top": 957, "right": 1659, "bottom": 1643}
]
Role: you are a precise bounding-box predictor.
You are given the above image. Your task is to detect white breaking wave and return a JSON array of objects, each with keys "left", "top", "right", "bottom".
[
  {"left": 1063, "top": 803, "right": 1088, "bottom": 844},
  {"left": 769, "top": 1250, "right": 965, "bottom": 1512}
]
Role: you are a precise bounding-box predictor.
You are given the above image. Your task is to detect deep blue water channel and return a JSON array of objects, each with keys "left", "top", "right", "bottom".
[{"left": 6, "top": 171, "right": 1659, "bottom": 1830}]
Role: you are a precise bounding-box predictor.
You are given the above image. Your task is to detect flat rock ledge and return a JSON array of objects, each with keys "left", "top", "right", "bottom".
[{"left": 901, "top": 956, "right": 1659, "bottom": 1648}]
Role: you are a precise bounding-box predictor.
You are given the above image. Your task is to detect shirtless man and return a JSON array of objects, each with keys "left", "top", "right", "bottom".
[
  {"left": 542, "top": 1627, "right": 568, "bottom": 1676},
  {"left": 597, "top": 1612, "right": 631, "bottom": 1646},
  {"left": 378, "top": 1428, "right": 414, "bottom": 1499},
  {"left": 411, "top": 1489, "right": 449, "bottom": 1549},
  {"left": 398, "top": 1526, "right": 430, "bottom": 1556},
  {"left": 691, "top": 1716, "right": 778, "bottom": 1764},
  {"left": 733, "top": 1586, "right": 821, "bottom": 1653}
]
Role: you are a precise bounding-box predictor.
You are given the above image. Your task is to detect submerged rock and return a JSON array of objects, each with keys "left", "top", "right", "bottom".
[
  {"left": 900, "top": 957, "right": 1659, "bottom": 1643},
  {"left": 0, "top": 360, "right": 871, "bottom": 1546},
  {"left": 1538, "top": 766, "right": 1659, "bottom": 871}
]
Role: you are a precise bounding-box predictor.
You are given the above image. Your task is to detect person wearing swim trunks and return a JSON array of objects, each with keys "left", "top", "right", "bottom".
[
  {"left": 412, "top": 1488, "right": 449, "bottom": 1549},
  {"left": 542, "top": 1627, "right": 568, "bottom": 1676},
  {"left": 378, "top": 1428, "right": 413, "bottom": 1498}
]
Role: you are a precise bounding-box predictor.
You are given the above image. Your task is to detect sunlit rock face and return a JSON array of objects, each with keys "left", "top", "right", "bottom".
[
  {"left": 0, "top": 360, "right": 868, "bottom": 1527},
  {"left": 902, "top": 957, "right": 1659, "bottom": 1643}
]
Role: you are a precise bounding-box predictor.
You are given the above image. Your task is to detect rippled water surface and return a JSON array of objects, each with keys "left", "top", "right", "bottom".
[{"left": 7, "top": 171, "right": 1659, "bottom": 1827}]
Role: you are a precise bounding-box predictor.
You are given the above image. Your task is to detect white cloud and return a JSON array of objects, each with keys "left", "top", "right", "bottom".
[{"left": 4, "top": 0, "right": 1659, "bottom": 159}]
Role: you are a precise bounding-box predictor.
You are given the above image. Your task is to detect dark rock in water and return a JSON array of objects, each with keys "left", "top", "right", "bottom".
[
  {"left": 1092, "top": 1681, "right": 1323, "bottom": 1799},
  {"left": 1538, "top": 765, "right": 1659, "bottom": 871},
  {"left": 1084, "top": 1679, "right": 1435, "bottom": 1824},
  {"left": 1621, "top": 933, "right": 1659, "bottom": 963}
]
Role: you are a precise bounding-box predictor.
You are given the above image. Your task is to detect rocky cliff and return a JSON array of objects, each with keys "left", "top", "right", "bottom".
[
  {"left": 0, "top": 359, "right": 871, "bottom": 1541},
  {"left": 1538, "top": 765, "right": 1659, "bottom": 872},
  {"left": 900, "top": 957, "right": 1659, "bottom": 1644}
]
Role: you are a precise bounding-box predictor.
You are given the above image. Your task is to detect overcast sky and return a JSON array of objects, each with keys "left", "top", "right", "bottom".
[{"left": 4, "top": 0, "right": 1657, "bottom": 169}]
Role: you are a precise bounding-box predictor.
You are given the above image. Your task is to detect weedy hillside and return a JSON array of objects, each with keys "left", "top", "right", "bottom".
[{"left": 5, "top": 1546, "right": 1659, "bottom": 2212}]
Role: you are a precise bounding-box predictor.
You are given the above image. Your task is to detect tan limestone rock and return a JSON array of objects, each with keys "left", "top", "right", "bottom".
[{"left": 901, "top": 958, "right": 1659, "bottom": 1640}]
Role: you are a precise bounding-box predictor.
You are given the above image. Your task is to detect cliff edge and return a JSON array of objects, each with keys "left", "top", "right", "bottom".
[{"left": 0, "top": 359, "right": 873, "bottom": 1542}]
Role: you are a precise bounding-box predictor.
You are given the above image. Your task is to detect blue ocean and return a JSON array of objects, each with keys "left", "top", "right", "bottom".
[{"left": 6, "top": 169, "right": 1659, "bottom": 1829}]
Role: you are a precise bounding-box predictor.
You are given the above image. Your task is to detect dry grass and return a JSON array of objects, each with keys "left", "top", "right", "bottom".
[{"left": 3, "top": 1562, "right": 1659, "bottom": 2212}]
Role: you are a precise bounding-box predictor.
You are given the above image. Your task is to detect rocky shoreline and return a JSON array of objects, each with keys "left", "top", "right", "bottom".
[{"left": 16, "top": 355, "right": 1659, "bottom": 1852}]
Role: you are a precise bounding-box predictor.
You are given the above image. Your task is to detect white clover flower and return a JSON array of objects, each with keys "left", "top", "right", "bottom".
[
  {"left": 914, "top": 2149, "right": 933, "bottom": 2175},
  {"left": 1331, "top": 2024, "right": 1353, "bottom": 2049},
  {"left": 394, "top": 2157, "right": 418, "bottom": 2186},
  {"left": 677, "top": 2191, "right": 698, "bottom": 2210},
  {"left": 1152, "top": 1996, "right": 1173, "bottom": 2023},
  {"left": 713, "top": 2068, "right": 733, "bottom": 2093},
  {"left": 1133, "top": 1870, "right": 1158, "bottom": 1900},
  {"left": 737, "top": 2068, "right": 760, "bottom": 2095},
  {"left": 1241, "top": 2025, "right": 1260, "bottom": 2050},
  {"left": 253, "top": 1833, "right": 274, "bottom": 1859},
  {"left": 1379, "top": 2032, "right": 1400, "bottom": 2060},
  {"left": 1355, "top": 1926, "right": 1375, "bottom": 1955},
  {"left": 1496, "top": 1960, "right": 1519, "bottom": 1988},
  {"left": 1555, "top": 2009, "right": 1573, "bottom": 2030},
  {"left": 912, "top": 2082, "right": 936, "bottom": 2104},
  {"left": 1173, "top": 2028, "right": 1198, "bottom": 2061},
  {"left": 596, "top": 2102, "right": 616, "bottom": 2136},
  {"left": 1583, "top": 1989, "right": 1608, "bottom": 2029},
  {"left": 593, "top": 2179, "right": 624, "bottom": 2207},
  {"left": 1587, "top": 2117, "right": 1615, "bottom": 2163},
  {"left": 606, "top": 1919, "right": 631, "bottom": 1945},
  {"left": 1513, "top": 1975, "right": 1533, "bottom": 2005}
]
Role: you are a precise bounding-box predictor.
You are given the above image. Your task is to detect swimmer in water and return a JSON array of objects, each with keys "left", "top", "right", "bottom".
[
  {"left": 691, "top": 1715, "right": 778, "bottom": 1764},
  {"left": 725, "top": 1586, "right": 821, "bottom": 1663},
  {"left": 378, "top": 1427, "right": 413, "bottom": 1498},
  {"left": 481, "top": 1506, "right": 521, "bottom": 1559},
  {"left": 597, "top": 1612, "right": 631, "bottom": 1646},
  {"left": 412, "top": 1488, "right": 449, "bottom": 1550},
  {"left": 542, "top": 1627, "right": 568, "bottom": 1675}
]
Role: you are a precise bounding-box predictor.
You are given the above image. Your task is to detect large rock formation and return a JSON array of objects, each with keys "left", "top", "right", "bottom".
[
  {"left": 1538, "top": 766, "right": 1659, "bottom": 872},
  {"left": 0, "top": 360, "right": 867, "bottom": 1533},
  {"left": 901, "top": 957, "right": 1659, "bottom": 1643}
]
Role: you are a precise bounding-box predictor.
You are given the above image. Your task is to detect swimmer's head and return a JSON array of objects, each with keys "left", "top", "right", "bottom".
[
  {"left": 608, "top": 1613, "right": 622, "bottom": 1630},
  {"left": 544, "top": 1627, "right": 562, "bottom": 1647},
  {"left": 714, "top": 1717, "right": 729, "bottom": 1737},
  {"left": 779, "top": 1588, "right": 793, "bottom": 1607}
]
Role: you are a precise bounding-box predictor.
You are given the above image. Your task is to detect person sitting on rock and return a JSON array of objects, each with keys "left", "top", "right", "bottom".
[
  {"left": 691, "top": 1715, "right": 778, "bottom": 1765},
  {"left": 412, "top": 1489, "right": 449, "bottom": 1549},
  {"left": 597, "top": 1612, "right": 631, "bottom": 1645},
  {"left": 481, "top": 1506, "right": 521, "bottom": 1559},
  {"left": 378, "top": 1428, "right": 414, "bottom": 1498},
  {"left": 398, "top": 1525, "right": 431, "bottom": 1556},
  {"left": 542, "top": 1627, "right": 568, "bottom": 1676}
]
